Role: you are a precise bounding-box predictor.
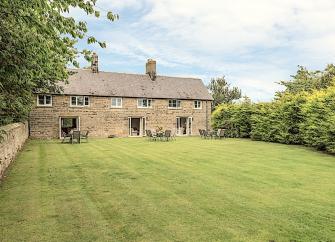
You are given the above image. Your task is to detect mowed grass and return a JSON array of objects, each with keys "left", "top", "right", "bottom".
[{"left": 0, "top": 138, "right": 334, "bottom": 242}]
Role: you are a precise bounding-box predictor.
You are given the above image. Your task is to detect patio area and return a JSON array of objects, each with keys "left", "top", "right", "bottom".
[{"left": 0, "top": 137, "right": 334, "bottom": 241}]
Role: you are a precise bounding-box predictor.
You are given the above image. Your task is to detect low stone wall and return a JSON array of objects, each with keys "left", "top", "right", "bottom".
[{"left": 0, "top": 122, "right": 29, "bottom": 179}]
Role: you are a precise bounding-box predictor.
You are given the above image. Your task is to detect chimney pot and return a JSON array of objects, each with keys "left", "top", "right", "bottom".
[
  {"left": 146, "top": 59, "right": 156, "bottom": 80},
  {"left": 91, "top": 52, "right": 99, "bottom": 73}
]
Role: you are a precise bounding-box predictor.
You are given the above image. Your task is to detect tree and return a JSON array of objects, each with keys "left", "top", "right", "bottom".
[
  {"left": 0, "top": 0, "right": 118, "bottom": 125},
  {"left": 277, "top": 64, "right": 335, "bottom": 96},
  {"left": 207, "top": 76, "right": 242, "bottom": 110}
]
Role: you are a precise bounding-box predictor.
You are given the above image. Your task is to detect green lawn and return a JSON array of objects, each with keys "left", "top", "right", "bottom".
[{"left": 0, "top": 138, "right": 334, "bottom": 242}]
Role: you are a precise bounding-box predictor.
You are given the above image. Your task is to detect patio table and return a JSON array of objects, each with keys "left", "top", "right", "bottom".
[{"left": 155, "top": 131, "right": 165, "bottom": 141}]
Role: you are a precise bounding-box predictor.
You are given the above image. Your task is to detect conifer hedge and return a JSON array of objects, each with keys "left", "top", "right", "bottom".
[{"left": 212, "top": 65, "right": 335, "bottom": 154}]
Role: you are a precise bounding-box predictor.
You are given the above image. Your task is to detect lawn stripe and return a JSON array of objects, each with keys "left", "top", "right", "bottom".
[{"left": 0, "top": 138, "right": 334, "bottom": 241}]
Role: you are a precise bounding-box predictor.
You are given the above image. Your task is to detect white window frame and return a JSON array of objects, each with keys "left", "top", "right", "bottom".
[
  {"left": 137, "top": 98, "right": 152, "bottom": 108},
  {"left": 111, "top": 97, "right": 122, "bottom": 108},
  {"left": 194, "top": 100, "right": 202, "bottom": 109},
  {"left": 168, "top": 99, "right": 181, "bottom": 109},
  {"left": 37, "top": 94, "right": 52, "bottom": 107},
  {"left": 70, "top": 96, "right": 90, "bottom": 107}
]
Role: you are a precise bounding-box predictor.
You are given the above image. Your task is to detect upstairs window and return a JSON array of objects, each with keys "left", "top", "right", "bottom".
[
  {"left": 168, "top": 99, "right": 181, "bottom": 108},
  {"left": 137, "top": 98, "right": 152, "bottom": 108},
  {"left": 111, "top": 97, "right": 122, "bottom": 108},
  {"left": 37, "top": 95, "right": 52, "bottom": 107},
  {"left": 71, "top": 96, "right": 89, "bottom": 107},
  {"left": 194, "top": 100, "right": 202, "bottom": 109}
]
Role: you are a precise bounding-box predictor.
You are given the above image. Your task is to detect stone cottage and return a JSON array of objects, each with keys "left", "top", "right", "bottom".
[{"left": 29, "top": 54, "right": 213, "bottom": 138}]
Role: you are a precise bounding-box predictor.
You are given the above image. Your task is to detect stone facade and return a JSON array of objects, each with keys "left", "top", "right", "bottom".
[
  {"left": 0, "top": 122, "right": 29, "bottom": 179},
  {"left": 29, "top": 95, "right": 211, "bottom": 138}
]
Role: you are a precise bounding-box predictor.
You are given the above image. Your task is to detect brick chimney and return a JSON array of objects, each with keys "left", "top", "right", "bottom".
[
  {"left": 146, "top": 59, "right": 156, "bottom": 80},
  {"left": 91, "top": 52, "right": 99, "bottom": 73}
]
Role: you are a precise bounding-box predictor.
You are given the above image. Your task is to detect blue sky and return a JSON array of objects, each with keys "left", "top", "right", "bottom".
[{"left": 71, "top": 0, "right": 335, "bottom": 101}]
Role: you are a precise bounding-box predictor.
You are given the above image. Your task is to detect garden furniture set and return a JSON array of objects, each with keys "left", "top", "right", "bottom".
[
  {"left": 146, "top": 129, "right": 174, "bottom": 141},
  {"left": 62, "top": 130, "right": 89, "bottom": 144},
  {"left": 199, "top": 129, "right": 226, "bottom": 139}
]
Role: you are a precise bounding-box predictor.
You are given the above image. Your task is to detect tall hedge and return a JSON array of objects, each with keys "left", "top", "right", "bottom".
[
  {"left": 300, "top": 87, "right": 335, "bottom": 153},
  {"left": 212, "top": 87, "right": 335, "bottom": 154},
  {"left": 212, "top": 97, "right": 253, "bottom": 138}
]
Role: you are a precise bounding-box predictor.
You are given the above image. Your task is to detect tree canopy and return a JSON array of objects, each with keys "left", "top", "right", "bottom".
[
  {"left": 0, "top": 0, "right": 118, "bottom": 125},
  {"left": 207, "top": 76, "right": 242, "bottom": 110},
  {"left": 277, "top": 64, "right": 335, "bottom": 96}
]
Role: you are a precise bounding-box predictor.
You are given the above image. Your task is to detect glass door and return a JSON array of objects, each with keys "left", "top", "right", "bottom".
[
  {"left": 128, "top": 117, "right": 131, "bottom": 136},
  {"left": 176, "top": 117, "right": 181, "bottom": 135},
  {"left": 140, "top": 117, "right": 146, "bottom": 136},
  {"left": 187, "top": 117, "right": 193, "bottom": 135}
]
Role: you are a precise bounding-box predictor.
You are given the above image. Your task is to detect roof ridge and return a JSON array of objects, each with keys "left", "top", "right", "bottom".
[{"left": 68, "top": 68, "right": 201, "bottom": 80}]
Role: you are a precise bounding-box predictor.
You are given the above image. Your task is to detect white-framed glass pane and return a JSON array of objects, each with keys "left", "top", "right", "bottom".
[
  {"left": 112, "top": 98, "right": 122, "bottom": 107},
  {"left": 194, "top": 100, "right": 201, "bottom": 108},
  {"left": 71, "top": 96, "right": 77, "bottom": 106},
  {"left": 84, "top": 97, "right": 89, "bottom": 106},
  {"left": 38, "top": 95, "right": 45, "bottom": 105},
  {"left": 138, "top": 98, "right": 151, "bottom": 108},
  {"left": 112, "top": 98, "right": 117, "bottom": 106},
  {"left": 169, "top": 100, "right": 174, "bottom": 107},
  {"left": 77, "top": 96, "right": 84, "bottom": 106},
  {"left": 45, "top": 95, "right": 51, "bottom": 105},
  {"left": 169, "top": 99, "right": 180, "bottom": 108},
  {"left": 117, "top": 98, "right": 122, "bottom": 106}
]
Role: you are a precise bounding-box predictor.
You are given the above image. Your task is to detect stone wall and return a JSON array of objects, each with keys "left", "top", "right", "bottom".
[
  {"left": 0, "top": 122, "right": 29, "bottom": 179},
  {"left": 29, "top": 95, "right": 211, "bottom": 138}
]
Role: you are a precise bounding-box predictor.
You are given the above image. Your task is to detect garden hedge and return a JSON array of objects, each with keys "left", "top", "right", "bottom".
[{"left": 212, "top": 87, "right": 335, "bottom": 154}]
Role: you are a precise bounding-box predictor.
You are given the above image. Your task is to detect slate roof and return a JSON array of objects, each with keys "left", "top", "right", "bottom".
[{"left": 58, "top": 69, "right": 213, "bottom": 100}]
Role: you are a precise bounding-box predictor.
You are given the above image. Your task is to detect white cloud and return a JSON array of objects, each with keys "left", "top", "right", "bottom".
[
  {"left": 95, "top": 0, "right": 144, "bottom": 11},
  {"left": 71, "top": 0, "right": 335, "bottom": 100}
]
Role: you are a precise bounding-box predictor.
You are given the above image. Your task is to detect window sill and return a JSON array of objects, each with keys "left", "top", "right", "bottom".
[
  {"left": 36, "top": 105, "right": 53, "bottom": 107},
  {"left": 69, "top": 105, "right": 89, "bottom": 108}
]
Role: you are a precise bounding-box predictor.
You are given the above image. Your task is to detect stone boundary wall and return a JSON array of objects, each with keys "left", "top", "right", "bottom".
[{"left": 0, "top": 122, "right": 29, "bottom": 179}]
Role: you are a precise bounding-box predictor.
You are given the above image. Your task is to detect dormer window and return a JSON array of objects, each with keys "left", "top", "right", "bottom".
[
  {"left": 70, "top": 96, "right": 89, "bottom": 107},
  {"left": 37, "top": 95, "right": 52, "bottom": 107}
]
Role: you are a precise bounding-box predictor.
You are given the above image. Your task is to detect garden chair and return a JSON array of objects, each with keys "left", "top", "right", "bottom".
[
  {"left": 80, "top": 130, "right": 89, "bottom": 142},
  {"left": 211, "top": 129, "right": 220, "bottom": 139},
  {"left": 62, "top": 131, "right": 72, "bottom": 143},
  {"left": 203, "top": 130, "right": 210, "bottom": 139},
  {"left": 146, "top": 130, "right": 156, "bottom": 141},
  {"left": 218, "top": 129, "right": 226, "bottom": 139},
  {"left": 71, "top": 130, "right": 81, "bottom": 144},
  {"left": 164, "top": 130, "right": 172, "bottom": 141},
  {"left": 171, "top": 129, "right": 177, "bottom": 141},
  {"left": 199, "top": 129, "right": 204, "bottom": 138}
]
